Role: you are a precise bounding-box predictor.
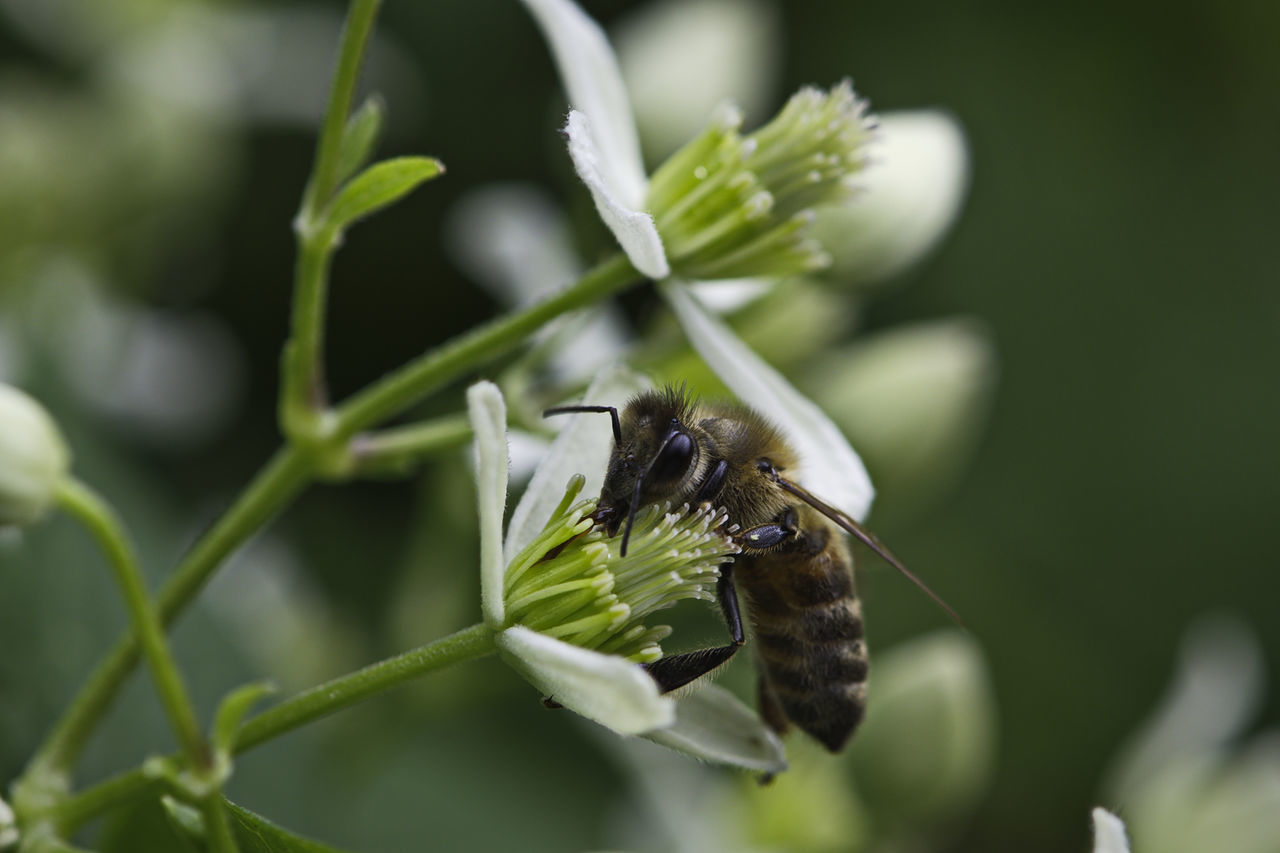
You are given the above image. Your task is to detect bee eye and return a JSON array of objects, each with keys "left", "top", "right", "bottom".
[{"left": 651, "top": 431, "right": 694, "bottom": 481}]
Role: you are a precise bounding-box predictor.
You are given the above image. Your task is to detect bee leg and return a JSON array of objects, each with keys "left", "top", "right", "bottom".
[
  {"left": 643, "top": 563, "right": 745, "bottom": 693},
  {"left": 737, "top": 507, "right": 800, "bottom": 551}
]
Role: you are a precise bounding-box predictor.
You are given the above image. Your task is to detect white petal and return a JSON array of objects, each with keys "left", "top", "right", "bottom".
[
  {"left": 645, "top": 684, "right": 787, "bottom": 774},
  {"left": 520, "top": 0, "right": 647, "bottom": 207},
  {"left": 1092, "top": 808, "right": 1132, "bottom": 853},
  {"left": 497, "top": 626, "right": 674, "bottom": 734},
  {"left": 814, "top": 110, "right": 970, "bottom": 285},
  {"left": 661, "top": 280, "right": 875, "bottom": 520},
  {"left": 505, "top": 364, "right": 650, "bottom": 564},
  {"left": 685, "top": 277, "right": 772, "bottom": 314},
  {"left": 616, "top": 0, "right": 780, "bottom": 160},
  {"left": 467, "top": 381, "right": 509, "bottom": 628},
  {"left": 564, "top": 110, "right": 670, "bottom": 280}
]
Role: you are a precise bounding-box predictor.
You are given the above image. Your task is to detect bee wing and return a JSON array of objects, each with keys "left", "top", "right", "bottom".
[{"left": 773, "top": 474, "right": 964, "bottom": 628}]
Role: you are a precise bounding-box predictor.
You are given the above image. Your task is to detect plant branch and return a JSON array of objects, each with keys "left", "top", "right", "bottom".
[
  {"left": 53, "top": 479, "right": 207, "bottom": 770},
  {"left": 233, "top": 623, "right": 496, "bottom": 753},
  {"left": 24, "top": 447, "right": 313, "bottom": 784},
  {"left": 283, "top": 0, "right": 383, "bottom": 432}
]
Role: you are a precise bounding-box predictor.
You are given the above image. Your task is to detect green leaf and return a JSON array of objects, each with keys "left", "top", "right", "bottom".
[
  {"left": 226, "top": 801, "right": 352, "bottom": 853},
  {"left": 334, "top": 95, "right": 386, "bottom": 187},
  {"left": 212, "top": 681, "right": 276, "bottom": 757},
  {"left": 323, "top": 157, "right": 444, "bottom": 233}
]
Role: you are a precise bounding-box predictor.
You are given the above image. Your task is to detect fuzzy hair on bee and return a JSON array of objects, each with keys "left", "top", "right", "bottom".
[{"left": 546, "top": 385, "right": 957, "bottom": 753}]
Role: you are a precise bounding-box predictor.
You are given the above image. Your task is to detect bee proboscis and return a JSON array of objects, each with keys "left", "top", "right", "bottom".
[{"left": 546, "top": 386, "right": 957, "bottom": 752}]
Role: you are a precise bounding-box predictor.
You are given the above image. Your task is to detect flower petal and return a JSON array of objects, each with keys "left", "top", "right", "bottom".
[
  {"left": 1092, "top": 808, "right": 1132, "bottom": 853},
  {"left": 497, "top": 625, "right": 674, "bottom": 734},
  {"left": 505, "top": 364, "right": 650, "bottom": 564},
  {"left": 520, "top": 0, "right": 647, "bottom": 208},
  {"left": 564, "top": 110, "right": 670, "bottom": 280},
  {"left": 467, "top": 381, "right": 509, "bottom": 628},
  {"left": 686, "top": 277, "right": 772, "bottom": 314},
  {"left": 645, "top": 684, "right": 787, "bottom": 774},
  {"left": 660, "top": 279, "right": 875, "bottom": 521}
]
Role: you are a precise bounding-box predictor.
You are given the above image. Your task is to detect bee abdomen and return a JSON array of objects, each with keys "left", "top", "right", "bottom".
[{"left": 755, "top": 598, "right": 869, "bottom": 752}]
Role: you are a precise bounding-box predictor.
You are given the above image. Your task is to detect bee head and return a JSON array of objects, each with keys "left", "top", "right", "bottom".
[{"left": 544, "top": 386, "right": 703, "bottom": 555}]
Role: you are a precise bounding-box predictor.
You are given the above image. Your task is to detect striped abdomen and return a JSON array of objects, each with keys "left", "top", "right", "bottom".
[{"left": 737, "top": 525, "right": 868, "bottom": 752}]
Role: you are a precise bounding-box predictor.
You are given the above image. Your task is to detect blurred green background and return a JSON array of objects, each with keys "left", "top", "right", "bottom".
[{"left": 2, "top": 0, "right": 1278, "bottom": 851}]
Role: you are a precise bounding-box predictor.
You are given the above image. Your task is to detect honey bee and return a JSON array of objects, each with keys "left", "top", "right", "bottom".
[{"left": 546, "top": 385, "right": 956, "bottom": 752}]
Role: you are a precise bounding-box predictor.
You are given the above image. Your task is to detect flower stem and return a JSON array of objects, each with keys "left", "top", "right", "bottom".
[
  {"left": 233, "top": 623, "right": 496, "bottom": 753},
  {"left": 333, "top": 252, "right": 640, "bottom": 437},
  {"left": 282, "top": 0, "right": 383, "bottom": 435},
  {"left": 343, "top": 413, "right": 472, "bottom": 477},
  {"left": 201, "top": 797, "right": 239, "bottom": 853},
  {"left": 23, "top": 447, "right": 313, "bottom": 784},
  {"left": 52, "top": 479, "right": 207, "bottom": 770}
]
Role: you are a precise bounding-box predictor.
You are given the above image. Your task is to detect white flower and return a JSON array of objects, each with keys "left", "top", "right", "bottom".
[
  {"left": 469, "top": 372, "right": 786, "bottom": 773},
  {"left": 518, "top": 0, "right": 878, "bottom": 522}
]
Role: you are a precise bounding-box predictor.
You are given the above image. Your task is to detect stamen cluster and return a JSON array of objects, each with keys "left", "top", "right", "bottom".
[
  {"left": 646, "top": 80, "right": 873, "bottom": 280},
  {"left": 504, "top": 488, "right": 738, "bottom": 662}
]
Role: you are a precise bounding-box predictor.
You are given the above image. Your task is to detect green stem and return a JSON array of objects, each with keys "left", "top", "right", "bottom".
[
  {"left": 334, "top": 253, "right": 640, "bottom": 437},
  {"left": 24, "top": 446, "right": 313, "bottom": 784},
  {"left": 53, "top": 479, "right": 207, "bottom": 770},
  {"left": 45, "top": 768, "right": 154, "bottom": 836},
  {"left": 201, "top": 797, "right": 239, "bottom": 853},
  {"left": 283, "top": 0, "right": 383, "bottom": 432},
  {"left": 234, "top": 623, "right": 496, "bottom": 753},
  {"left": 301, "top": 0, "right": 382, "bottom": 217},
  {"left": 49, "top": 624, "right": 496, "bottom": 834},
  {"left": 345, "top": 413, "right": 472, "bottom": 476}
]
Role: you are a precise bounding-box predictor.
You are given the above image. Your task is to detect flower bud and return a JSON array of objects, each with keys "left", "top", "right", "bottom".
[
  {"left": 0, "top": 384, "right": 70, "bottom": 527},
  {"left": 811, "top": 109, "right": 969, "bottom": 287},
  {"left": 848, "top": 631, "right": 996, "bottom": 826},
  {"left": 803, "top": 319, "right": 995, "bottom": 507}
]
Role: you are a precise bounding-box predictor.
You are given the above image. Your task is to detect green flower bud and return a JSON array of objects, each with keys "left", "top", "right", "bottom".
[
  {"left": 0, "top": 384, "right": 70, "bottom": 527},
  {"left": 646, "top": 81, "right": 873, "bottom": 280},
  {"left": 503, "top": 477, "right": 737, "bottom": 662},
  {"left": 848, "top": 631, "right": 997, "bottom": 827}
]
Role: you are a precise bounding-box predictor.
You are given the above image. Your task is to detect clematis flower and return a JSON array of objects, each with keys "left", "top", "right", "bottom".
[
  {"left": 519, "top": 0, "right": 878, "bottom": 521},
  {"left": 468, "top": 370, "right": 786, "bottom": 772}
]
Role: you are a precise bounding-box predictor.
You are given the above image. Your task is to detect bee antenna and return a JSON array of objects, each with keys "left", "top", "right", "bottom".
[
  {"left": 543, "top": 404, "right": 621, "bottom": 444},
  {"left": 770, "top": 471, "right": 965, "bottom": 629}
]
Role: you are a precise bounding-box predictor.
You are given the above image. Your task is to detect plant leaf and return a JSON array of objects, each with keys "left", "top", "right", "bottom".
[
  {"left": 227, "top": 800, "right": 352, "bottom": 853},
  {"left": 212, "top": 680, "right": 276, "bottom": 757},
  {"left": 323, "top": 156, "right": 444, "bottom": 233},
  {"left": 334, "top": 95, "right": 386, "bottom": 187}
]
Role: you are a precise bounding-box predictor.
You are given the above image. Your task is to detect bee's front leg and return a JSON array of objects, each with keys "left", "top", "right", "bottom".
[{"left": 642, "top": 562, "right": 745, "bottom": 693}]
